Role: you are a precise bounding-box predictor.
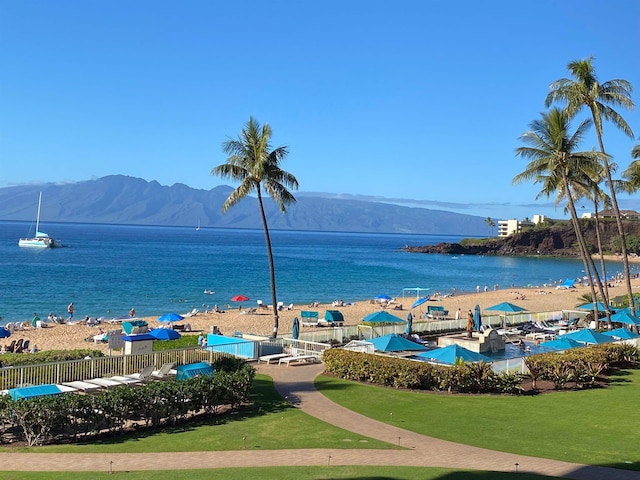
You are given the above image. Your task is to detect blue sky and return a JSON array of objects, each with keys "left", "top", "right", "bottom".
[{"left": 1, "top": 0, "right": 639, "bottom": 221}]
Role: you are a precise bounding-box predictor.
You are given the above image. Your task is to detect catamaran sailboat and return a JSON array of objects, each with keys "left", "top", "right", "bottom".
[{"left": 18, "top": 192, "right": 62, "bottom": 248}]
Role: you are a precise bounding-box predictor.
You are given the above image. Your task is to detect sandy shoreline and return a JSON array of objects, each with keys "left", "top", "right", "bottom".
[{"left": 5, "top": 278, "right": 639, "bottom": 355}]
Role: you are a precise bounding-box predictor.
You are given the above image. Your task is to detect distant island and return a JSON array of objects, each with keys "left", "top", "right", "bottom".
[
  {"left": 0, "top": 175, "right": 490, "bottom": 236},
  {"left": 402, "top": 219, "right": 640, "bottom": 257}
]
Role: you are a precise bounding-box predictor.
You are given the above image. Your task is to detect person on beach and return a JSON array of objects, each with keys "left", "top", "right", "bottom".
[
  {"left": 32, "top": 313, "right": 40, "bottom": 328},
  {"left": 455, "top": 308, "right": 461, "bottom": 320},
  {"left": 67, "top": 302, "right": 74, "bottom": 321},
  {"left": 466, "top": 310, "right": 474, "bottom": 338},
  {"left": 129, "top": 307, "right": 136, "bottom": 317}
]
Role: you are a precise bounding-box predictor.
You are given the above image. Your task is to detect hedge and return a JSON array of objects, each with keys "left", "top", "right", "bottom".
[
  {"left": 0, "top": 357, "right": 255, "bottom": 446},
  {"left": 323, "top": 342, "right": 640, "bottom": 394}
]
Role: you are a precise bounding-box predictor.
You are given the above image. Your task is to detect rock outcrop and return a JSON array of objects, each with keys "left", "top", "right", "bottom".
[{"left": 404, "top": 219, "right": 640, "bottom": 257}]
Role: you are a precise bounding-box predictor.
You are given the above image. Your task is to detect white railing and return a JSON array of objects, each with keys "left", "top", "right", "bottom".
[{"left": 0, "top": 346, "right": 225, "bottom": 390}]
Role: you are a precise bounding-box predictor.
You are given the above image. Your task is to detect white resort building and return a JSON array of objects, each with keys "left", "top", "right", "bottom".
[{"left": 497, "top": 215, "right": 545, "bottom": 237}]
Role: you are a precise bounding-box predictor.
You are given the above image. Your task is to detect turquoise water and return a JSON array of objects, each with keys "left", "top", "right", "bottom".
[{"left": 0, "top": 221, "right": 633, "bottom": 324}]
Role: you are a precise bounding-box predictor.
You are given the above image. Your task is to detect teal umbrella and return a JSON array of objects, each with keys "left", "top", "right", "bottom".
[
  {"left": 362, "top": 311, "right": 405, "bottom": 324},
  {"left": 610, "top": 311, "right": 640, "bottom": 325},
  {"left": 561, "top": 329, "right": 614, "bottom": 345},
  {"left": 485, "top": 302, "right": 526, "bottom": 327},
  {"left": 540, "top": 337, "right": 583, "bottom": 350},
  {"left": 576, "top": 302, "right": 608, "bottom": 310},
  {"left": 602, "top": 328, "right": 640, "bottom": 340},
  {"left": 292, "top": 316, "right": 300, "bottom": 340},
  {"left": 485, "top": 302, "right": 527, "bottom": 313},
  {"left": 369, "top": 334, "right": 427, "bottom": 352},
  {"left": 473, "top": 304, "right": 482, "bottom": 331},
  {"left": 416, "top": 344, "right": 490, "bottom": 364},
  {"left": 406, "top": 313, "right": 413, "bottom": 334}
]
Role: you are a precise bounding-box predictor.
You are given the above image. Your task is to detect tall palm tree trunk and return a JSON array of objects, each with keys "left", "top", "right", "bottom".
[
  {"left": 593, "top": 115, "right": 635, "bottom": 314},
  {"left": 562, "top": 175, "right": 601, "bottom": 319},
  {"left": 256, "top": 189, "right": 280, "bottom": 337},
  {"left": 592, "top": 203, "right": 612, "bottom": 325}
]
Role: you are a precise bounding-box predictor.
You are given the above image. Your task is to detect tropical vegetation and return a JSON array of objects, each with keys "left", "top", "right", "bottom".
[
  {"left": 514, "top": 57, "right": 637, "bottom": 320},
  {"left": 544, "top": 57, "right": 636, "bottom": 315},
  {"left": 211, "top": 117, "right": 299, "bottom": 337}
]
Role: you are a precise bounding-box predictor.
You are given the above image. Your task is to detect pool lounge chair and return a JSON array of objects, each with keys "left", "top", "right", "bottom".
[
  {"left": 258, "top": 353, "right": 290, "bottom": 364},
  {"left": 122, "top": 365, "right": 156, "bottom": 382},
  {"left": 278, "top": 354, "right": 318, "bottom": 366},
  {"left": 62, "top": 380, "right": 104, "bottom": 393},
  {"left": 151, "top": 362, "right": 176, "bottom": 380},
  {"left": 84, "top": 377, "right": 130, "bottom": 389}
]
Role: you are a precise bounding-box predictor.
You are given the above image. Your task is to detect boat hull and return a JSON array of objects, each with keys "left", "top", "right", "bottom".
[{"left": 18, "top": 237, "right": 61, "bottom": 248}]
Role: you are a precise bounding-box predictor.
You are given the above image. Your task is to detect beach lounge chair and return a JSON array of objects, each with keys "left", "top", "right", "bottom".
[
  {"left": 151, "top": 362, "right": 176, "bottom": 380},
  {"left": 300, "top": 310, "right": 319, "bottom": 326},
  {"left": 4, "top": 340, "right": 15, "bottom": 353}
]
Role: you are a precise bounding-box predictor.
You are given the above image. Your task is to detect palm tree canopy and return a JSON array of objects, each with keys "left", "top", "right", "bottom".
[
  {"left": 513, "top": 108, "right": 602, "bottom": 190},
  {"left": 211, "top": 117, "right": 298, "bottom": 213},
  {"left": 545, "top": 56, "right": 635, "bottom": 139}
]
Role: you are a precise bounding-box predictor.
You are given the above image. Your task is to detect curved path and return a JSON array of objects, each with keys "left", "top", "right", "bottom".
[{"left": 0, "top": 363, "right": 638, "bottom": 479}]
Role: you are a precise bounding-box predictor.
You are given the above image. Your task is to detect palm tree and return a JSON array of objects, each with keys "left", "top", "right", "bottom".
[
  {"left": 514, "top": 108, "right": 605, "bottom": 317},
  {"left": 484, "top": 217, "right": 495, "bottom": 237},
  {"left": 211, "top": 117, "right": 298, "bottom": 338},
  {"left": 545, "top": 56, "right": 636, "bottom": 314}
]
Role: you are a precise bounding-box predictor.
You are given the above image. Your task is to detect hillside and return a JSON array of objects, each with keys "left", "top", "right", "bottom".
[
  {"left": 403, "top": 219, "right": 640, "bottom": 256},
  {"left": 0, "top": 175, "right": 490, "bottom": 236}
]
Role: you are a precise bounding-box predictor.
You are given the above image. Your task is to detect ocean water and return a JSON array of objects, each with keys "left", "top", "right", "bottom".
[{"left": 0, "top": 221, "right": 631, "bottom": 324}]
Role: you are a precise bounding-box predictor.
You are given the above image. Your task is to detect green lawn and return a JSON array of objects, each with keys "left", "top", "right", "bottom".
[
  {"left": 315, "top": 369, "right": 640, "bottom": 470},
  {"left": 0, "top": 466, "right": 555, "bottom": 480},
  {"left": 13, "top": 374, "right": 396, "bottom": 453}
]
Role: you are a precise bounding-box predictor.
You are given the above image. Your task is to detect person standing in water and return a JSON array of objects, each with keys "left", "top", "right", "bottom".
[{"left": 67, "top": 302, "right": 74, "bottom": 321}]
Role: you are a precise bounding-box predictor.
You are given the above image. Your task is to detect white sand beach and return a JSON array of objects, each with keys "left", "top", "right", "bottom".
[{"left": 6, "top": 278, "right": 639, "bottom": 354}]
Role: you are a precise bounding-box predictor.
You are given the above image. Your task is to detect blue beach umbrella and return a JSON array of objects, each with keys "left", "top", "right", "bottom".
[
  {"left": 368, "top": 334, "right": 427, "bottom": 352},
  {"left": 416, "top": 344, "right": 491, "bottom": 365},
  {"left": 406, "top": 313, "right": 413, "bottom": 334},
  {"left": 411, "top": 297, "right": 430, "bottom": 309},
  {"left": 149, "top": 328, "right": 181, "bottom": 340},
  {"left": 375, "top": 294, "right": 392, "bottom": 301},
  {"left": 158, "top": 312, "right": 184, "bottom": 323},
  {"left": 362, "top": 310, "right": 406, "bottom": 324},
  {"left": 602, "top": 328, "right": 640, "bottom": 340},
  {"left": 292, "top": 316, "right": 300, "bottom": 340},
  {"left": 561, "top": 329, "right": 614, "bottom": 345}
]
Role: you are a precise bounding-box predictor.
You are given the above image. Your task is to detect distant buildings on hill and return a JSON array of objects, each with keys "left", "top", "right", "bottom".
[
  {"left": 497, "top": 215, "right": 546, "bottom": 237},
  {"left": 581, "top": 209, "right": 640, "bottom": 220}
]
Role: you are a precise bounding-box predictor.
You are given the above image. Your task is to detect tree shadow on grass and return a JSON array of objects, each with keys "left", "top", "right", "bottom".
[{"left": 607, "top": 369, "right": 634, "bottom": 385}]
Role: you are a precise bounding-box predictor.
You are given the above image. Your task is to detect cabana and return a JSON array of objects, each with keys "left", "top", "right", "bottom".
[{"left": 402, "top": 287, "right": 430, "bottom": 299}]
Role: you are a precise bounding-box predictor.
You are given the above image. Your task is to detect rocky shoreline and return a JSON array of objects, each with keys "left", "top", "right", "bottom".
[{"left": 403, "top": 219, "right": 640, "bottom": 258}]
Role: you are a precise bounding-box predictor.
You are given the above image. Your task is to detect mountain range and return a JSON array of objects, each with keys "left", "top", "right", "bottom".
[{"left": 0, "top": 175, "right": 489, "bottom": 235}]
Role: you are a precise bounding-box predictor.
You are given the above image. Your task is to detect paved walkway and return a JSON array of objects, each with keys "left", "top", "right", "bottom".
[{"left": 1, "top": 363, "right": 638, "bottom": 479}]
